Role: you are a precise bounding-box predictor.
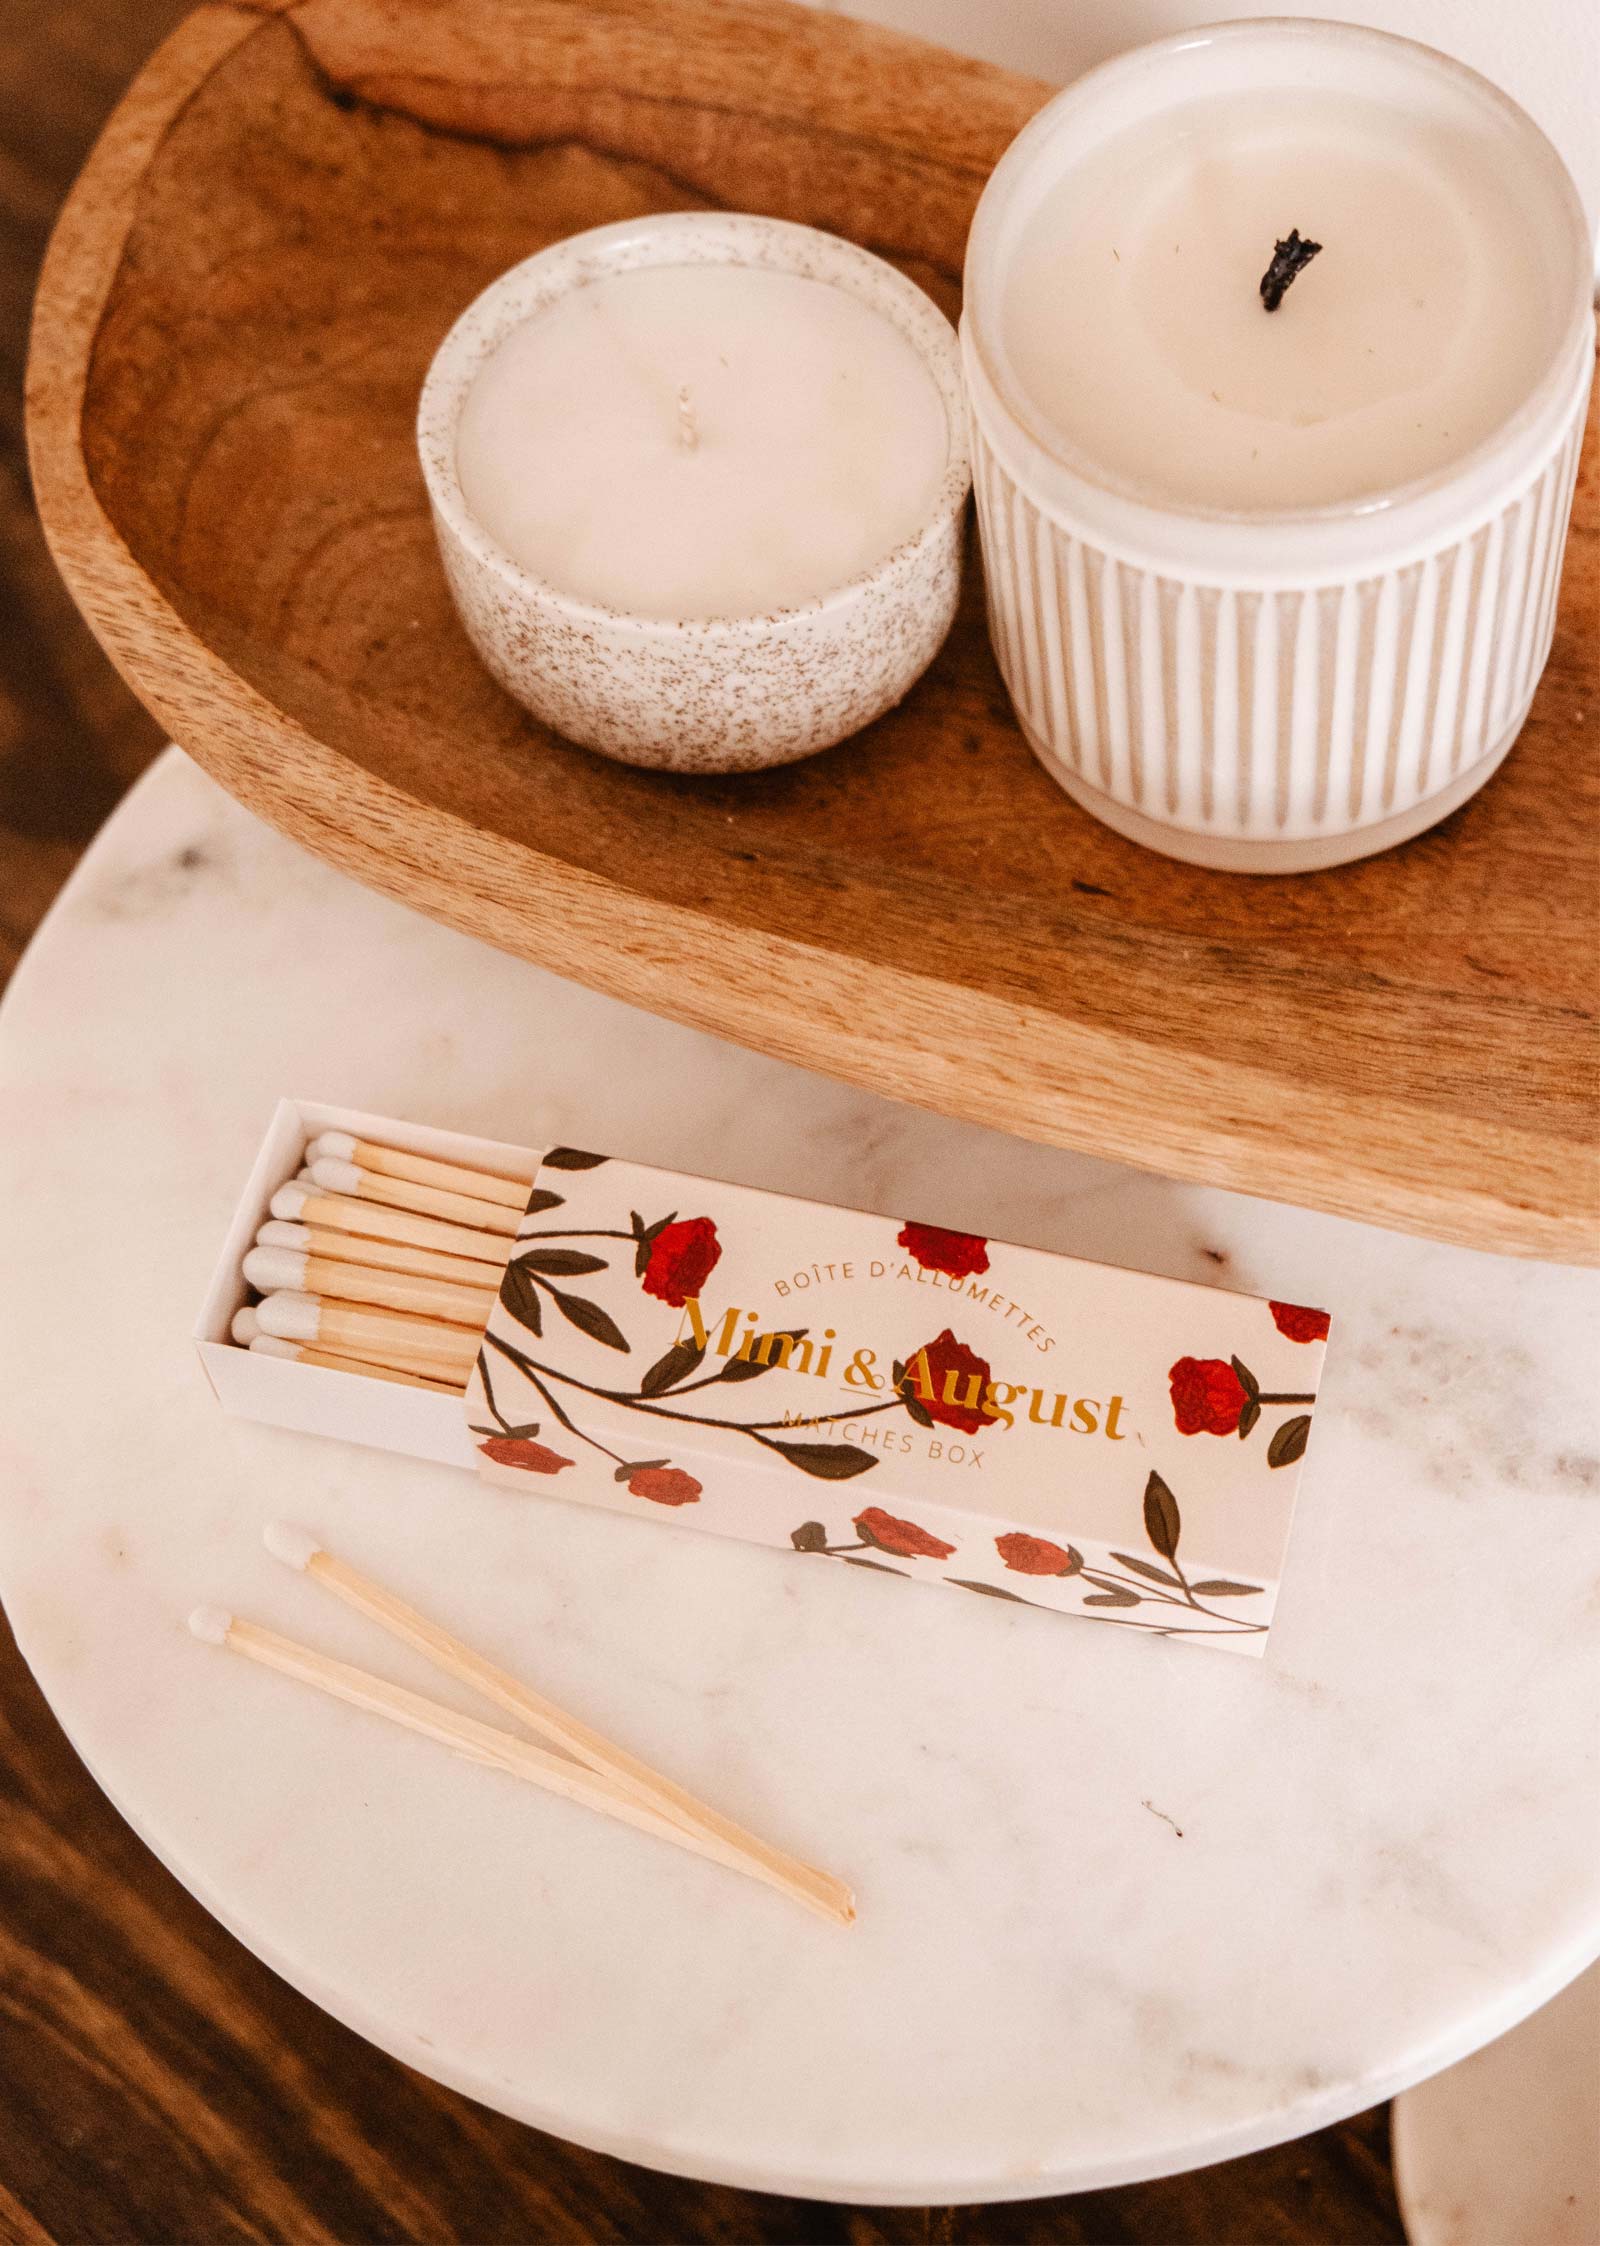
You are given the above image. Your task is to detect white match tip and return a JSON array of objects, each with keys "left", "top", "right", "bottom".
[
  {"left": 249, "top": 1335, "right": 298, "bottom": 1359},
  {"left": 270, "top": 1182, "right": 309, "bottom": 1219},
  {"left": 254, "top": 1290, "right": 320, "bottom": 1342},
  {"left": 257, "top": 1219, "right": 307, "bottom": 1249},
  {"left": 243, "top": 1244, "right": 307, "bottom": 1292},
  {"left": 188, "top": 1604, "right": 232, "bottom": 1645},
  {"left": 310, "top": 1157, "right": 362, "bottom": 1193},
  {"left": 230, "top": 1305, "right": 261, "bottom": 1345},
  {"left": 309, "top": 1130, "right": 357, "bottom": 1161},
  {"left": 263, "top": 1519, "right": 322, "bottom": 1571}
]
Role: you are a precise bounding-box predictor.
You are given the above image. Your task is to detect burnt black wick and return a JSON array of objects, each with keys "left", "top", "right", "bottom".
[{"left": 1259, "top": 229, "right": 1322, "bottom": 311}]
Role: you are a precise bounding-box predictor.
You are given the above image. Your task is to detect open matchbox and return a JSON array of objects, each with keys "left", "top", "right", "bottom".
[{"left": 196, "top": 1100, "right": 1331, "bottom": 1657}]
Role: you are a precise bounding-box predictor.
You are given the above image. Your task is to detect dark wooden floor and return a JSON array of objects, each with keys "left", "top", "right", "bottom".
[{"left": 0, "top": 4, "right": 1409, "bottom": 2239}]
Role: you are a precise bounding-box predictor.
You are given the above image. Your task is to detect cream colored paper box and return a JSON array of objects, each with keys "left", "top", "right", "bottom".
[{"left": 198, "top": 1102, "right": 1331, "bottom": 1656}]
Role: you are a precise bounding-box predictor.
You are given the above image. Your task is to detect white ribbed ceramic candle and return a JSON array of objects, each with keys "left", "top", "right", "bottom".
[
  {"left": 419, "top": 214, "right": 969, "bottom": 775},
  {"left": 962, "top": 22, "right": 1594, "bottom": 872}
]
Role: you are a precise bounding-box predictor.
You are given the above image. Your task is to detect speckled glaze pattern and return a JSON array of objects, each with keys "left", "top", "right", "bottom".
[{"left": 418, "top": 215, "right": 970, "bottom": 774}]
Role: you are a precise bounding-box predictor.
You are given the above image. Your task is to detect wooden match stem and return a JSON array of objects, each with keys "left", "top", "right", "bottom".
[
  {"left": 342, "top": 1139, "right": 530, "bottom": 1211},
  {"left": 332, "top": 1164, "right": 520, "bottom": 1235},
  {"left": 298, "top": 1192, "right": 515, "bottom": 1265},
  {"left": 297, "top": 1253, "right": 494, "bottom": 1329},
  {"left": 263, "top": 1295, "right": 480, "bottom": 1372},
  {"left": 255, "top": 1341, "right": 461, "bottom": 1393},
  {"left": 279, "top": 1224, "right": 505, "bottom": 1289},
  {"left": 302, "top": 1546, "right": 853, "bottom": 1925},
  {"left": 219, "top": 1618, "right": 851, "bottom": 1923}
]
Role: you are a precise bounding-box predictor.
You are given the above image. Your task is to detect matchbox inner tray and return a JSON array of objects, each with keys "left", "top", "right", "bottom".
[{"left": 27, "top": 0, "right": 1600, "bottom": 1264}]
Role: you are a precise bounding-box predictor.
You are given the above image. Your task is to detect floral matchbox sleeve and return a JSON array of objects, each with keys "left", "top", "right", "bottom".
[
  {"left": 198, "top": 1105, "right": 1331, "bottom": 1659},
  {"left": 466, "top": 1148, "right": 1330, "bottom": 1657}
]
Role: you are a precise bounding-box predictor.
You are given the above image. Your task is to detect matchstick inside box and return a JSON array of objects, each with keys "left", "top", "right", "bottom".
[
  {"left": 198, "top": 1102, "right": 1332, "bottom": 1655},
  {"left": 195, "top": 1101, "right": 542, "bottom": 1469}
]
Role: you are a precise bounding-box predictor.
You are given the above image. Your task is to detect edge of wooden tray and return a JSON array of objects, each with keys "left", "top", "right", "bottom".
[{"left": 25, "top": 0, "right": 1599, "bottom": 1265}]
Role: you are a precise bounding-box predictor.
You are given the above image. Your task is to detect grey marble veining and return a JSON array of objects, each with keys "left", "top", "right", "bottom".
[{"left": 0, "top": 748, "right": 1594, "bottom": 2203}]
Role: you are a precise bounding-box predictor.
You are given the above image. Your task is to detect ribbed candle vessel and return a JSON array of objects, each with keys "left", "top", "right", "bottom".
[
  {"left": 967, "top": 398, "right": 1588, "bottom": 869},
  {"left": 961, "top": 21, "right": 1595, "bottom": 873}
]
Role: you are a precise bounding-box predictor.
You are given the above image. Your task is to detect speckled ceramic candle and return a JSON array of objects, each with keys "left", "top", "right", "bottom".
[{"left": 418, "top": 215, "right": 970, "bottom": 774}]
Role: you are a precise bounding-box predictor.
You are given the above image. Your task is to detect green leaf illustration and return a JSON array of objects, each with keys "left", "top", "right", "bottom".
[
  {"left": 546, "top": 1286, "right": 629, "bottom": 1353},
  {"left": 614, "top": 1457, "right": 670, "bottom": 1482},
  {"left": 947, "top": 1578, "right": 1030, "bottom": 1603},
  {"left": 499, "top": 1259, "right": 544, "bottom": 1337},
  {"left": 1231, "top": 1355, "right": 1260, "bottom": 1399},
  {"left": 759, "top": 1437, "right": 877, "bottom": 1480},
  {"left": 640, "top": 1336, "right": 707, "bottom": 1396},
  {"left": 790, "top": 1520, "right": 829, "bottom": 1552},
  {"left": 541, "top": 1147, "right": 608, "bottom": 1171},
  {"left": 1189, "top": 1578, "right": 1265, "bottom": 1597},
  {"left": 1238, "top": 1395, "right": 1261, "bottom": 1439},
  {"left": 1109, "top": 1552, "right": 1182, "bottom": 1588},
  {"left": 1143, "top": 1470, "right": 1182, "bottom": 1559},
  {"left": 525, "top": 1189, "right": 564, "bottom": 1215},
  {"left": 1267, "top": 1414, "right": 1311, "bottom": 1469},
  {"left": 713, "top": 1329, "right": 809, "bottom": 1382},
  {"left": 513, "top": 1248, "right": 608, "bottom": 1276},
  {"left": 893, "top": 1361, "right": 936, "bottom": 1428},
  {"left": 1085, "top": 1588, "right": 1140, "bottom": 1608},
  {"left": 627, "top": 1209, "right": 676, "bottom": 1276},
  {"left": 839, "top": 1555, "right": 906, "bottom": 1576}
]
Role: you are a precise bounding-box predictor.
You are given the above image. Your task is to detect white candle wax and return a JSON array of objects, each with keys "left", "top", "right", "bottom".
[
  {"left": 454, "top": 263, "right": 949, "bottom": 620},
  {"left": 1001, "top": 86, "right": 1568, "bottom": 513}
]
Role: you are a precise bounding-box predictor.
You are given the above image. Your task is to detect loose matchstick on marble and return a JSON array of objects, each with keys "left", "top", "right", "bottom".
[
  {"left": 271, "top": 1183, "right": 516, "bottom": 1266},
  {"left": 254, "top": 1290, "right": 479, "bottom": 1377},
  {"left": 243, "top": 1245, "right": 495, "bottom": 1331},
  {"left": 308, "top": 1156, "right": 521, "bottom": 1236},
  {"left": 307, "top": 1132, "right": 532, "bottom": 1211},
  {"left": 188, "top": 1601, "right": 852, "bottom": 1924},
  {"left": 262, "top": 1522, "right": 854, "bottom": 1923},
  {"left": 257, "top": 1218, "right": 505, "bottom": 1288},
  {"left": 249, "top": 1335, "right": 462, "bottom": 1393}
]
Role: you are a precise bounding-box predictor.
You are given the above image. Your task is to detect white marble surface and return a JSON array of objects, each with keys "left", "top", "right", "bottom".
[
  {"left": 1393, "top": 1963, "right": 1600, "bottom": 2246},
  {"left": 0, "top": 748, "right": 1595, "bottom": 2204}
]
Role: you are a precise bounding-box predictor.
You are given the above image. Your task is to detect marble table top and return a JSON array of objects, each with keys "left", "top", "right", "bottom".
[{"left": 0, "top": 747, "right": 1595, "bottom": 2204}]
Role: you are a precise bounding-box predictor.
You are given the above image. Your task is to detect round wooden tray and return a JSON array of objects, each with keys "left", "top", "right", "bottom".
[{"left": 27, "top": 0, "right": 1600, "bottom": 1263}]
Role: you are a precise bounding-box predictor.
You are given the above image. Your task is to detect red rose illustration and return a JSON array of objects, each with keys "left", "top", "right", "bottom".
[
  {"left": 995, "top": 1531, "right": 1082, "bottom": 1578},
  {"left": 897, "top": 1221, "right": 991, "bottom": 1280},
  {"left": 627, "top": 1466, "right": 702, "bottom": 1506},
  {"left": 478, "top": 1438, "right": 574, "bottom": 1475},
  {"left": 854, "top": 1507, "right": 956, "bottom": 1561},
  {"left": 1269, "top": 1300, "right": 1332, "bottom": 1345},
  {"left": 1168, "top": 1357, "right": 1249, "bottom": 1436},
  {"left": 642, "top": 1216, "right": 721, "bottom": 1307},
  {"left": 903, "top": 1328, "right": 995, "bottom": 1434}
]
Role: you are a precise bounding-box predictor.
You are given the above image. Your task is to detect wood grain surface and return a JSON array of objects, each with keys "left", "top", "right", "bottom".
[
  {"left": 0, "top": 1, "right": 1412, "bottom": 2236},
  {"left": 25, "top": 0, "right": 1600, "bottom": 1268}
]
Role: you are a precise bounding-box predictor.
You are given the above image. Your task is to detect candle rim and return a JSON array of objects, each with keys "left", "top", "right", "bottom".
[
  {"left": 963, "top": 17, "right": 1595, "bottom": 546},
  {"left": 419, "top": 212, "right": 972, "bottom": 635}
]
